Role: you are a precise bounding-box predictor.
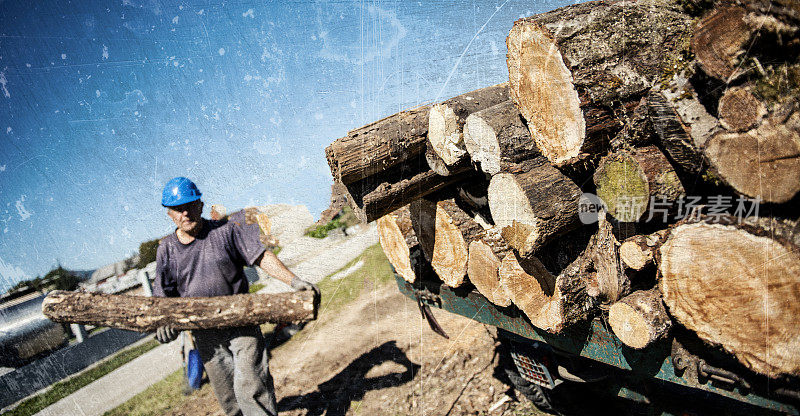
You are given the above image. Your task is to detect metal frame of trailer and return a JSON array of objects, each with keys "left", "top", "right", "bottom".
[{"left": 394, "top": 274, "right": 800, "bottom": 415}]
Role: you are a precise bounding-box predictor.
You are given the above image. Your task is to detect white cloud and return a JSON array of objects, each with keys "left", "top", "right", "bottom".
[
  {"left": 0, "top": 71, "right": 10, "bottom": 98},
  {"left": 0, "top": 256, "right": 29, "bottom": 290},
  {"left": 15, "top": 195, "right": 32, "bottom": 221},
  {"left": 242, "top": 9, "right": 254, "bottom": 18},
  {"left": 102, "top": 44, "right": 109, "bottom": 60},
  {"left": 218, "top": 48, "right": 226, "bottom": 56}
]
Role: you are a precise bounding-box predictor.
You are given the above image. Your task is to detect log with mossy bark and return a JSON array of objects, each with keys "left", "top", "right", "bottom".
[
  {"left": 488, "top": 158, "right": 582, "bottom": 257},
  {"left": 657, "top": 216, "right": 800, "bottom": 377},
  {"left": 42, "top": 290, "right": 318, "bottom": 332},
  {"left": 427, "top": 83, "right": 510, "bottom": 168},
  {"left": 463, "top": 100, "right": 541, "bottom": 177},
  {"left": 506, "top": 1, "right": 693, "bottom": 166},
  {"left": 593, "top": 146, "right": 685, "bottom": 223}
]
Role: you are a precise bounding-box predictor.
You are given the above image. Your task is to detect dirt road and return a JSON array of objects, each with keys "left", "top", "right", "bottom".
[{"left": 164, "top": 282, "right": 548, "bottom": 416}]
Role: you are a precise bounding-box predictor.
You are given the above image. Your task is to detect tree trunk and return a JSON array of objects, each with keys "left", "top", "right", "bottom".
[
  {"left": 428, "top": 83, "right": 510, "bottom": 167},
  {"left": 42, "top": 290, "right": 318, "bottom": 332},
  {"left": 467, "top": 228, "right": 513, "bottom": 307},
  {"left": 326, "top": 104, "right": 430, "bottom": 185},
  {"left": 499, "top": 248, "right": 594, "bottom": 334},
  {"left": 608, "top": 289, "right": 672, "bottom": 349},
  {"left": 377, "top": 206, "right": 418, "bottom": 283},
  {"left": 658, "top": 217, "right": 800, "bottom": 377},
  {"left": 429, "top": 199, "right": 485, "bottom": 287},
  {"left": 342, "top": 153, "right": 474, "bottom": 222},
  {"left": 463, "top": 100, "right": 541, "bottom": 176},
  {"left": 506, "top": 2, "right": 692, "bottom": 166},
  {"left": 619, "top": 230, "right": 669, "bottom": 271},
  {"left": 488, "top": 158, "right": 582, "bottom": 257},
  {"left": 593, "top": 145, "right": 685, "bottom": 223},
  {"left": 703, "top": 113, "right": 800, "bottom": 203}
]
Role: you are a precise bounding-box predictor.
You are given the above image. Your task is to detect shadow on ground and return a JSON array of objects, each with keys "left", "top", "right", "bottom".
[{"left": 277, "top": 341, "right": 420, "bottom": 416}]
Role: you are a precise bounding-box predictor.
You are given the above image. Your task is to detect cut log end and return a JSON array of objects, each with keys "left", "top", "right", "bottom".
[
  {"left": 499, "top": 253, "right": 558, "bottom": 331},
  {"left": 659, "top": 221, "right": 800, "bottom": 376},
  {"left": 506, "top": 21, "right": 585, "bottom": 165},
  {"left": 468, "top": 239, "right": 512, "bottom": 307},
  {"left": 377, "top": 214, "right": 415, "bottom": 283},
  {"left": 429, "top": 103, "right": 466, "bottom": 166},
  {"left": 464, "top": 113, "right": 502, "bottom": 175},
  {"left": 608, "top": 289, "right": 672, "bottom": 349}
]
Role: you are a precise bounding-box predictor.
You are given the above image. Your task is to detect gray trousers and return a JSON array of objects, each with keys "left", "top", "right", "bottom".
[{"left": 193, "top": 326, "right": 278, "bottom": 416}]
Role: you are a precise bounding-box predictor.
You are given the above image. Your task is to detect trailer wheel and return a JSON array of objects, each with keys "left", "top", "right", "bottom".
[
  {"left": 504, "top": 362, "right": 556, "bottom": 412},
  {"left": 497, "top": 337, "right": 557, "bottom": 413}
]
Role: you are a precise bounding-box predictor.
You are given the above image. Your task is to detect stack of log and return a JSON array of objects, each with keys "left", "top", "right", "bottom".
[{"left": 325, "top": 0, "right": 800, "bottom": 380}]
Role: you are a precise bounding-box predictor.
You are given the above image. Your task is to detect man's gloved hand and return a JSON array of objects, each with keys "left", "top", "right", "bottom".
[
  {"left": 155, "top": 325, "right": 179, "bottom": 344},
  {"left": 291, "top": 276, "right": 319, "bottom": 296}
]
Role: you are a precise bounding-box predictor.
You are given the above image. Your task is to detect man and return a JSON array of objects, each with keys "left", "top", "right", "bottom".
[{"left": 153, "top": 177, "right": 317, "bottom": 416}]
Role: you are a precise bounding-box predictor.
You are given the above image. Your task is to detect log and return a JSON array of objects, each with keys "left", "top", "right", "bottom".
[
  {"left": 658, "top": 217, "right": 800, "bottom": 377},
  {"left": 463, "top": 100, "right": 541, "bottom": 176},
  {"left": 619, "top": 230, "right": 670, "bottom": 271},
  {"left": 326, "top": 104, "right": 430, "bottom": 185},
  {"left": 718, "top": 86, "right": 767, "bottom": 132},
  {"left": 593, "top": 146, "right": 685, "bottom": 223},
  {"left": 377, "top": 206, "right": 418, "bottom": 283},
  {"left": 428, "top": 83, "right": 510, "bottom": 167},
  {"left": 691, "top": 5, "right": 752, "bottom": 82},
  {"left": 428, "top": 199, "right": 485, "bottom": 287},
  {"left": 506, "top": 2, "right": 692, "bottom": 166},
  {"left": 42, "top": 290, "right": 318, "bottom": 332},
  {"left": 646, "top": 90, "right": 707, "bottom": 175},
  {"left": 455, "top": 178, "right": 493, "bottom": 226},
  {"left": 608, "top": 289, "right": 672, "bottom": 349},
  {"left": 342, "top": 153, "right": 474, "bottom": 222},
  {"left": 591, "top": 212, "right": 628, "bottom": 305},
  {"left": 703, "top": 113, "right": 800, "bottom": 203},
  {"left": 499, "top": 249, "right": 594, "bottom": 333},
  {"left": 409, "top": 198, "right": 438, "bottom": 262},
  {"left": 488, "top": 158, "right": 582, "bottom": 257},
  {"left": 467, "top": 228, "right": 513, "bottom": 307}
]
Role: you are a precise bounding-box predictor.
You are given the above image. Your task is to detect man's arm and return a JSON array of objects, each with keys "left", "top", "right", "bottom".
[{"left": 256, "top": 250, "right": 318, "bottom": 293}]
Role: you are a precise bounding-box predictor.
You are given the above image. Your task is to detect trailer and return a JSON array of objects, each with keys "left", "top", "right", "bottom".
[{"left": 395, "top": 274, "right": 800, "bottom": 415}]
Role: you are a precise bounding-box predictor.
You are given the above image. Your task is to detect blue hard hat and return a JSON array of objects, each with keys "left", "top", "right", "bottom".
[{"left": 161, "top": 177, "right": 202, "bottom": 207}]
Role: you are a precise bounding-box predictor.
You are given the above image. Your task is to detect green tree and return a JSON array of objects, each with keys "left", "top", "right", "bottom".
[
  {"left": 43, "top": 266, "right": 80, "bottom": 291},
  {"left": 137, "top": 239, "right": 160, "bottom": 269}
]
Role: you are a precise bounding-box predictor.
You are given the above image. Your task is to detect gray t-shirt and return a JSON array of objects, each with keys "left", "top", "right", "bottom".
[{"left": 153, "top": 210, "right": 266, "bottom": 298}]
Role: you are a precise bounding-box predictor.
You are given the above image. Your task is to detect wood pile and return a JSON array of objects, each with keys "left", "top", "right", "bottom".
[{"left": 325, "top": 0, "right": 800, "bottom": 380}]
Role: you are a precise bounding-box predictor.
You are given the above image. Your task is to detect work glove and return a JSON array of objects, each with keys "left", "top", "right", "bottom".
[
  {"left": 155, "top": 325, "right": 179, "bottom": 344},
  {"left": 291, "top": 276, "right": 320, "bottom": 296}
]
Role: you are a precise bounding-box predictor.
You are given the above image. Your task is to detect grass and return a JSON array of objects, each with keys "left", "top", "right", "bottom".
[
  {"left": 6, "top": 338, "right": 160, "bottom": 416},
  {"left": 105, "top": 243, "right": 396, "bottom": 415},
  {"left": 304, "top": 206, "right": 360, "bottom": 239},
  {"left": 103, "top": 368, "right": 213, "bottom": 416}
]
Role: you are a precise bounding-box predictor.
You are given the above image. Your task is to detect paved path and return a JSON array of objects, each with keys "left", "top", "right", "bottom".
[{"left": 35, "top": 338, "right": 181, "bottom": 416}]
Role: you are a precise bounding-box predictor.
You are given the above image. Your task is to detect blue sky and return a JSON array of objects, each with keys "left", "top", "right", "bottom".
[{"left": 0, "top": 0, "right": 577, "bottom": 292}]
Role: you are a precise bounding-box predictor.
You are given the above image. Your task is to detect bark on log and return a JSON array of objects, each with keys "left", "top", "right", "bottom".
[
  {"left": 326, "top": 104, "right": 430, "bottom": 185},
  {"left": 488, "top": 158, "right": 582, "bottom": 257},
  {"left": 593, "top": 146, "right": 685, "bottom": 223},
  {"left": 499, "top": 249, "right": 594, "bottom": 333},
  {"left": 646, "top": 90, "right": 707, "bottom": 175},
  {"left": 377, "top": 206, "right": 418, "bottom": 283},
  {"left": 463, "top": 100, "right": 541, "bottom": 176},
  {"left": 619, "top": 230, "right": 670, "bottom": 271},
  {"left": 409, "top": 198, "right": 438, "bottom": 262},
  {"left": 608, "top": 289, "right": 672, "bottom": 349},
  {"left": 658, "top": 217, "right": 800, "bottom": 377},
  {"left": 506, "top": 2, "right": 692, "bottom": 166},
  {"left": 591, "top": 213, "right": 628, "bottom": 305},
  {"left": 42, "top": 290, "right": 318, "bottom": 332},
  {"left": 467, "top": 228, "right": 513, "bottom": 307},
  {"left": 342, "top": 153, "right": 473, "bottom": 223},
  {"left": 703, "top": 113, "right": 800, "bottom": 203},
  {"left": 428, "top": 83, "right": 510, "bottom": 167},
  {"left": 428, "top": 199, "right": 485, "bottom": 287},
  {"left": 691, "top": 5, "right": 752, "bottom": 82}
]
